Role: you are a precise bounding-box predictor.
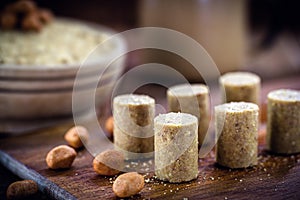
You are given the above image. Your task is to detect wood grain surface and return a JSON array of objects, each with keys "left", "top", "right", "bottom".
[
  {"left": 1, "top": 75, "right": 300, "bottom": 200},
  {"left": 0, "top": 123, "right": 300, "bottom": 200}
]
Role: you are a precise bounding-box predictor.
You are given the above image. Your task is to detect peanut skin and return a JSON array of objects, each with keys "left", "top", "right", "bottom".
[
  {"left": 113, "top": 172, "right": 144, "bottom": 198},
  {"left": 38, "top": 9, "right": 53, "bottom": 24},
  {"left": 6, "top": 180, "right": 38, "bottom": 200},
  {"left": 64, "top": 126, "right": 89, "bottom": 149},
  {"left": 22, "top": 12, "right": 42, "bottom": 32},
  {"left": 46, "top": 145, "right": 77, "bottom": 169},
  {"left": 0, "top": 12, "right": 17, "bottom": 30},
  {"left": 258, "top": 127, "right": 266, "bottom": 145},
  {"left": 0, "top": 0, "right": 54, "bottom": 31},
  {"left": 105, "top": 116, "right": 114, "bottom": 137},
  {"left": 93, "top": 150, "right": 124, "bottom": 176}
]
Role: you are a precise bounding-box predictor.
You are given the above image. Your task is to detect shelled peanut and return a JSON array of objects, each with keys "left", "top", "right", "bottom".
[
  {"left": 46, "top": 145, "right": 77, "bottom": 169},
  {"left": 6, "top": 180, "right": 38, "bottom": 200},
  {"left": 105, "top": 116, "right": 114, "bottom": 137},
  {"left": 64, "top": 126, "right": 89, "bottom": 149},
  {"left": 93, "top": 150, "right": 124, "bottom": 176},
  {"left": 112, "top": 172, "right": 144, "bottom": 198},
  {"left": 0, "top": 0, "right": 53, "bottom": 31}
]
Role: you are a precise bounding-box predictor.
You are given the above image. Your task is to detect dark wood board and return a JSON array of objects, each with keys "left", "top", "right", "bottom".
[
  {"left": 0, "top": 123, "right": 300, "bottom": 200},
  {"left": 1, "top": 75, "right": 300, "bottom": 200}
]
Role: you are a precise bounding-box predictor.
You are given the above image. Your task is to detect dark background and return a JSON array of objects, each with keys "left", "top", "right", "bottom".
[{"left": 1, "top": 0, "right": 300, "bottom": 49}]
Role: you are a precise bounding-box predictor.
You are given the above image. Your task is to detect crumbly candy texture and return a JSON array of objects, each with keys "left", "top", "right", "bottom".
[
  {"left": 220, "top": 72, "right": 261, "bottom": 105},
  {"left": 6, "top": 180, "right": 38, "bottom": 200},
  {"left": 154, "top": 112, "right": 198, "bottom": 183},
  {"left": 215, "top": 102, "right": 259, "bottom": 168},
  {"left": 112, "top": 172, "right": 144, "bottom": 198},
  {"left": 167, "top": 84, "right": 210, "bottom": 146},
  {"left": 46, "top": 145, "right": 77, "bottom": 169},
  {"left": 0, "top": 19, "right": 110, "bottom": 65},
  {"left": 114, "top": 125, "right": 154, "bottom": 158},
  {"left": 267, "top": 89, "right": 300, "bottom": 154},
  {"left": 93, "top": 149, "right": 124, "bottom": 176},
  {"left": 113, "top": 94, "right": 155, "bottom": 159}
]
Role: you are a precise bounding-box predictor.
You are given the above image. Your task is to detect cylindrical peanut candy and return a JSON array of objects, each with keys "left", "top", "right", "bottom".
[
  {"left": 167, "top": 84, "right": 210, "bottom": 146},
  {"left": 219, "top": 72, "right": 261, "bottom": 105},
  {"left": 267, "top": 89, "right": 300, "bottom": 154},
  {"left": 215, "top": 102, "right": 259, "bottom": 168},
  {"left": 113, "top": 94, "right": 155, "bottom": 159},
  {"left": 155, "top": 112, "right": 198, "bottom": 183}
]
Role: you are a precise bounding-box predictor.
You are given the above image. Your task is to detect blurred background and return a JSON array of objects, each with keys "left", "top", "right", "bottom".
[
  {"left": 1, "top": 1, "right": 300, "bottom": 198},
  {"left": 1, "top": 0, "right": 300, "bottom": 81}
]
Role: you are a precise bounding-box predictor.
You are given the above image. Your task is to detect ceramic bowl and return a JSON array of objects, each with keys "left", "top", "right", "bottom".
[{"left": 0, "top": 19, "right": 126, "bottom": 134}]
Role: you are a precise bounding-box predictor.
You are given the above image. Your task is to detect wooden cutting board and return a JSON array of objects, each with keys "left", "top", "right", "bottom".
[
  {"left": 0, "top": 122, "right": 300, "bottom": 200},
  {"left": 1, "top": 75, "right": 300, "bottom": 200}
]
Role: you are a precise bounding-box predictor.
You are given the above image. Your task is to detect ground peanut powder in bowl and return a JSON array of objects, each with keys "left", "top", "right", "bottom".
[
  {"left": 0, "top": 18, "right": 127, "bottom": 133},
  {"left": 0, "top": 18, "right": 112, "bottom": 66}
]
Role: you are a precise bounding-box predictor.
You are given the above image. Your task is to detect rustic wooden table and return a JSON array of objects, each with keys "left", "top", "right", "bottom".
[{"left": 1, "top": 75, "right": 300, "bottom": 200}]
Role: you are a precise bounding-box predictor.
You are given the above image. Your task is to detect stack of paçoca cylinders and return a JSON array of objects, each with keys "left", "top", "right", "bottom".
[
  {"left": 113, "top": 92, "right": 200, "bottom": 183},
  {"left": 167, "top": 84, "right": 210, "bottom": 146},
  {"left": 216, "top": 72, "right": 261, "bottom": 168},
  {"left": 111, "top": 71, "right": 299, "bottom": 184},
  {"left": 113, "top": 94, "right": 155, "bottom": 160},
  {"left": 153, "top": 84, "right": 210, "bottom": 183}
]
